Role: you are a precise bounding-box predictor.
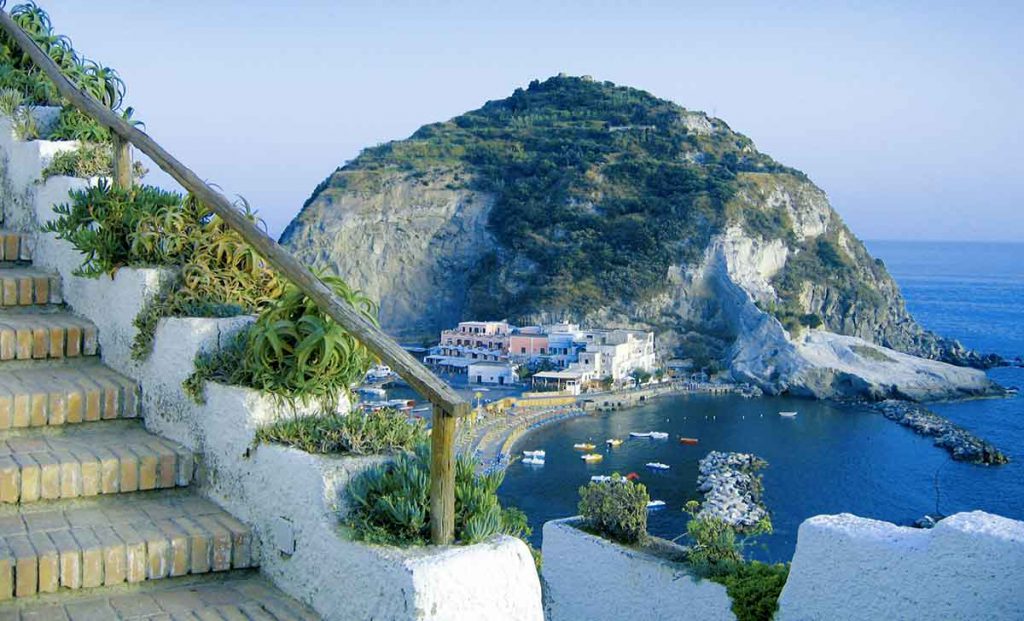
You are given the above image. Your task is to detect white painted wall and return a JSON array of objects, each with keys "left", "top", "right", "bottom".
[
  {"left": 778, "top": 511, "right": 1024, "bottom": 621},
  {"left": 542, "top": 518, "right": 735, "bottom": 621}
]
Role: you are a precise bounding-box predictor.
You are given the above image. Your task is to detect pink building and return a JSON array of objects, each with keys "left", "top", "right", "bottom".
[{"left": 509, "top": 334, "right": 549, "bottom": 358}]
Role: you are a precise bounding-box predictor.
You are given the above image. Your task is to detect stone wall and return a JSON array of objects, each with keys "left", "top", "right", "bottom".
[
  {"left": 778, "top": 511, "right": 1024, "bottom": 620},
  {"left": 542, "top": 518, "right": 735, "bottom": 621}
]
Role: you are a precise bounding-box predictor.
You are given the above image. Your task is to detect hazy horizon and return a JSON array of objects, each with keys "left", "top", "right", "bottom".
[{"left": 46, "top": 1, "right": 1022, "bottom": 242}]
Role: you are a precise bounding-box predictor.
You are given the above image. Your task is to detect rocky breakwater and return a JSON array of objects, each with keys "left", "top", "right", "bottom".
[
  {"left": 696, "top": 451, "right": 770, "bottom": 531},
  {"left": 873, "top": 400, "right": 1009, "bottom": 465}
]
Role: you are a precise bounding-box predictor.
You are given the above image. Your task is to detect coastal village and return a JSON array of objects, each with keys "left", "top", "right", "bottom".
[{"left": 0, "top": 3, "right": 1018, "bottom": 620}]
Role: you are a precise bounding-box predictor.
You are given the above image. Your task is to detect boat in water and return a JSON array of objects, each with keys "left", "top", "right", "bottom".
[
  {"left": 606, "top": 438, "right": 623, "bottom": 447},
  {"left": 647, "top": 500, "right": 667, "bottom": 509},
  {"left": 679, "top": 437, "right": 699, "bottom": 445},
  {"left": 645, "top": 462, "right": 670, "bottom": 470},
  {"left": 523, "top": 450, "right": 546, "bottom": 458},
  {"left": 522, "top": 457, "right": 545, "bottom": 466},
  {"left": 581, "top": 453, "right": 604, "bottom": 462},
  {"left": 779, "top": 411, "right": 798, "bottom": 418},
  {"left": 573, "top": 443, "right": 596, "bottom": 450},
  {"left": 630, "top": 431, "right": 669, "bottom": 439},
  {"left": 591, "top": 475, "right": 627, "bottom": 483},
  {"left": 625, "top": 472, "right": 640, "bottom": 481}
]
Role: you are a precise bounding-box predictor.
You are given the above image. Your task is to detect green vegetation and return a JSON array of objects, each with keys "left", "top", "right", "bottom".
[
  {"left": 305, "top": 75, "right": 805, "bottom": 320},
  {"left": 41, "top": 141, "right": 146, "bottom": 180},
  {"left": 43, "top": 182, "right": 285, "bottom": 357},
  {"left": 770, "top": 234, "right": 886, "bottom": 335},
  {"left": 255, "top": 409, "right": 427, "bottom": 456},
  {"left": 578, "top": 476, "right": 650, "bottom": 545},
  {"left": 346, "top": 443, "right": 529, "bottom": 546},
  {"left": 682, "top": 501, "right": 786, "bottom": 621},
  {"left": 0, "top": 2, "right": 125, "bottom": 141},
  {"left": 184, "top": 276, "right": 378, "bottom": 410}
]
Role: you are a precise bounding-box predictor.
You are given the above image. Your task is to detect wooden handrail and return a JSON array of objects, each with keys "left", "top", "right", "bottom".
[{"left": 0, "top": 8, "right": 468, "bottom": 544}]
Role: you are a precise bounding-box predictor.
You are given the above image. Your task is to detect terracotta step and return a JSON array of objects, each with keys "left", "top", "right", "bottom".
[
  {"left": 0, "top": 311, "right": 97, "bottom": 361},
  {"left": 0, "top": 571, "right": 319, "bottom": 620},
  {"left": 0, "top": 268, "right": 60, "bottom": 307},
  {"left": 0, "top": 493, "right": 255, "bottom": 599},
  {"left": 0, "top": 232, "right": 31, "bottom": 263},
  {"left": 0, "top": 365, "right": 137, "bottom": 430},
  {"left": 0, "top": 422, "right": 193, "bottom": 504}
]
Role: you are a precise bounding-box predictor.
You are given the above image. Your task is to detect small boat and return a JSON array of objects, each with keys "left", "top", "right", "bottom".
[
  {"left": 590, "top": 475, "right": 615, "bottom": 483},
  {"left": 522, "top": 457, "right": 545, "bottom": 466},
  {"left": 573, "top": 443, "right": 596, "bottom": 450},
  {"left": 779, "top": 411, "right": 798, "bottom": 418},
  {"left": 581, "top": 453, "right": 604, "bottom": 462},
  {"left": 629, "top": 431, "right": 652, "bottom": 438},
  {"left": 357, "top": 386, "right": 387, "bottom": 398},
  {"left": 650, "top": 432, "right": 669, "bottom": 440},
  {"left": 625, "top": 472, "right": 640, "bottom": 481},
  {"left": 522, "top": 450, "right": 546, "bottom": 458},
  {"left": 645, "top": 462, "right": 670, "bottom": 470},
  {"left": 646, "top": 500, "right": 667, "bottom": 509},
  {"left": 606, "top": 439, "right": 623, "bottom": 447},
  {"left": 679, "top": 437, "right": 699, "bottom": 445}
]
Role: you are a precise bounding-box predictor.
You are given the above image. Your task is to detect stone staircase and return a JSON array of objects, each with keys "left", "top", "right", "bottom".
[{"left": 0, "top": 230, "right": 318, "bottom": 619}]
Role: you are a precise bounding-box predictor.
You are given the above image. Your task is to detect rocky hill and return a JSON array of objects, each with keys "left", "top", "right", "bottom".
[{"left": 281, "top": 75, "right": 997, "bottom": 400}]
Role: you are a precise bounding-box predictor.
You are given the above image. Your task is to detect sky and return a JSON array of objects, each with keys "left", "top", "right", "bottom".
[{"left": 46, "top": 1, "right": 1023, "bottom": 242}]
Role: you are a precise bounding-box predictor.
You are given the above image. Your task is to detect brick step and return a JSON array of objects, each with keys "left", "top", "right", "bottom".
[
  {"left": 0, "top": 421, "right": 193, "bottom": 504},
  {"left": 0, "top": 311, "right": 97, "bottom": 361},
  {"left": 0, "top": 269, "right": 60, "bottom": 308},
  {"left": 0, "top": 493, "right": 255, "bottom": 599},
  {"left": 0, "top": 232, "right": 31, "bottom": 264},
  {"left": 0, "top": 571, "right": 319, "bottom": 620},
  {"left": 0, "top": 365, "right": 136, "bottom": 429}
]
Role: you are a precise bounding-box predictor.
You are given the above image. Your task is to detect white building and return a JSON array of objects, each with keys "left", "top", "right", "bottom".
[
  {"left": 468, "top": 361, "right": 517, "bottom": 386},
  {"left": 575, "top": 329, "right": 656, "bottom": 381}
]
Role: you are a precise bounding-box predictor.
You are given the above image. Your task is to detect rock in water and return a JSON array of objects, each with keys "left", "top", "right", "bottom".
[{"left": 281, "top": 75, "right": 998, "bottom": 400}]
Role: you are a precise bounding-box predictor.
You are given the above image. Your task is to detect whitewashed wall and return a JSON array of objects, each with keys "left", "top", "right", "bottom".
[
  {"left": 542, "top": 518, "right": 735, "bottom": 621},
  {"left": 778, "top": 511, "right": 1024, "bottom": 620}
]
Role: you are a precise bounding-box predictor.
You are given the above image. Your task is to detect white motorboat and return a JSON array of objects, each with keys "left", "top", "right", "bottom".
[
  {"left": 650, "top": 432, "right": 669, "bottom": 439},
  {"left": 591, "top": 475, "right": 613, "bottom": 483},
  {"left": 645, "top": 462, "right": 670, "bottom": 470},
  {"left": 646, "top": 500, "right": 667, "bottom": 509},
  {"left": 779, "top": 411, "right": 798, "bottom": 418},
  {"left": 522, "top": 457, "right": 545, "bottom": 466},
  {"left": 522, "top": 450, "right": 546, "bottom": 458}
]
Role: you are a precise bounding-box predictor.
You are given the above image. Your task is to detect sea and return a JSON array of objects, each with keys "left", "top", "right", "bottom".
[{"left": 497, "top": 240, "right": 1024, "bottom": 562}]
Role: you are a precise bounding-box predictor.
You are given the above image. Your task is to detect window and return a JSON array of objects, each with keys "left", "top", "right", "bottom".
[{"left": 521, "top": 347, "right": 526, "bottom": 354}]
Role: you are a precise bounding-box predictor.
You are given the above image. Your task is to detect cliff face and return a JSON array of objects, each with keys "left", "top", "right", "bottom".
[{"left": 281, "top": 76, "right": 995, "bottom": 399}]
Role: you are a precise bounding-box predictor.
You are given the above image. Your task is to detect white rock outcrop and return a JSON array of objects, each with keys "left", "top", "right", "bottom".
[{"left": 778, "top": 511, "right": 1024, "bottom": 620}]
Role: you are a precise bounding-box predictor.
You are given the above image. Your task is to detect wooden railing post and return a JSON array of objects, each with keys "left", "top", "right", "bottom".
[
  {"left": 430, "top": 404, "right": 457, "bottom": 545},
  {"left": 111, "top": 134, "right": 132, "bottom": 189}
]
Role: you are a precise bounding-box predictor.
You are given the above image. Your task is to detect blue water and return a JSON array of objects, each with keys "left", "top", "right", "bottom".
[{"left": 499, "top": 241, "right": 1024, "bottom": 561}]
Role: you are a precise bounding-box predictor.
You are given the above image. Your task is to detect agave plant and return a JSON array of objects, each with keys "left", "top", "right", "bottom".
[
  {"left": 240, "top": 273, "right": 377, "bottom": 409},
  {"left": 346, "top": 443, "right": 531, "bottom": 546}
]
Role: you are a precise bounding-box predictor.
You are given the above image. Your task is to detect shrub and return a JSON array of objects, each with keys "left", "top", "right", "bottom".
[
  {"left": 347, "top": 443, "right": 530, "bottom": 546},
  {"left": 716, "top": 561, "right": 789, "bottom": 621},
  {"left": 43, "top": 181, "right": 183, "bottom": 276},
  {"left": 41, "top": 142, "right": 147, "bottom": 180},
  {"left": 577, "top": 476, "right": 650, "bottom": 545},
  {"left": 183, "top": 275, "right": 378, "bottom": 410},
  {"left": 683, "top": 501, "right": 744, "bottom": 574},
  {"left": 255, "top": 409, "right": 427, "bottom": 456},
  {"left": 682, "top": 501, "right": 786, "bottom": 621}
]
